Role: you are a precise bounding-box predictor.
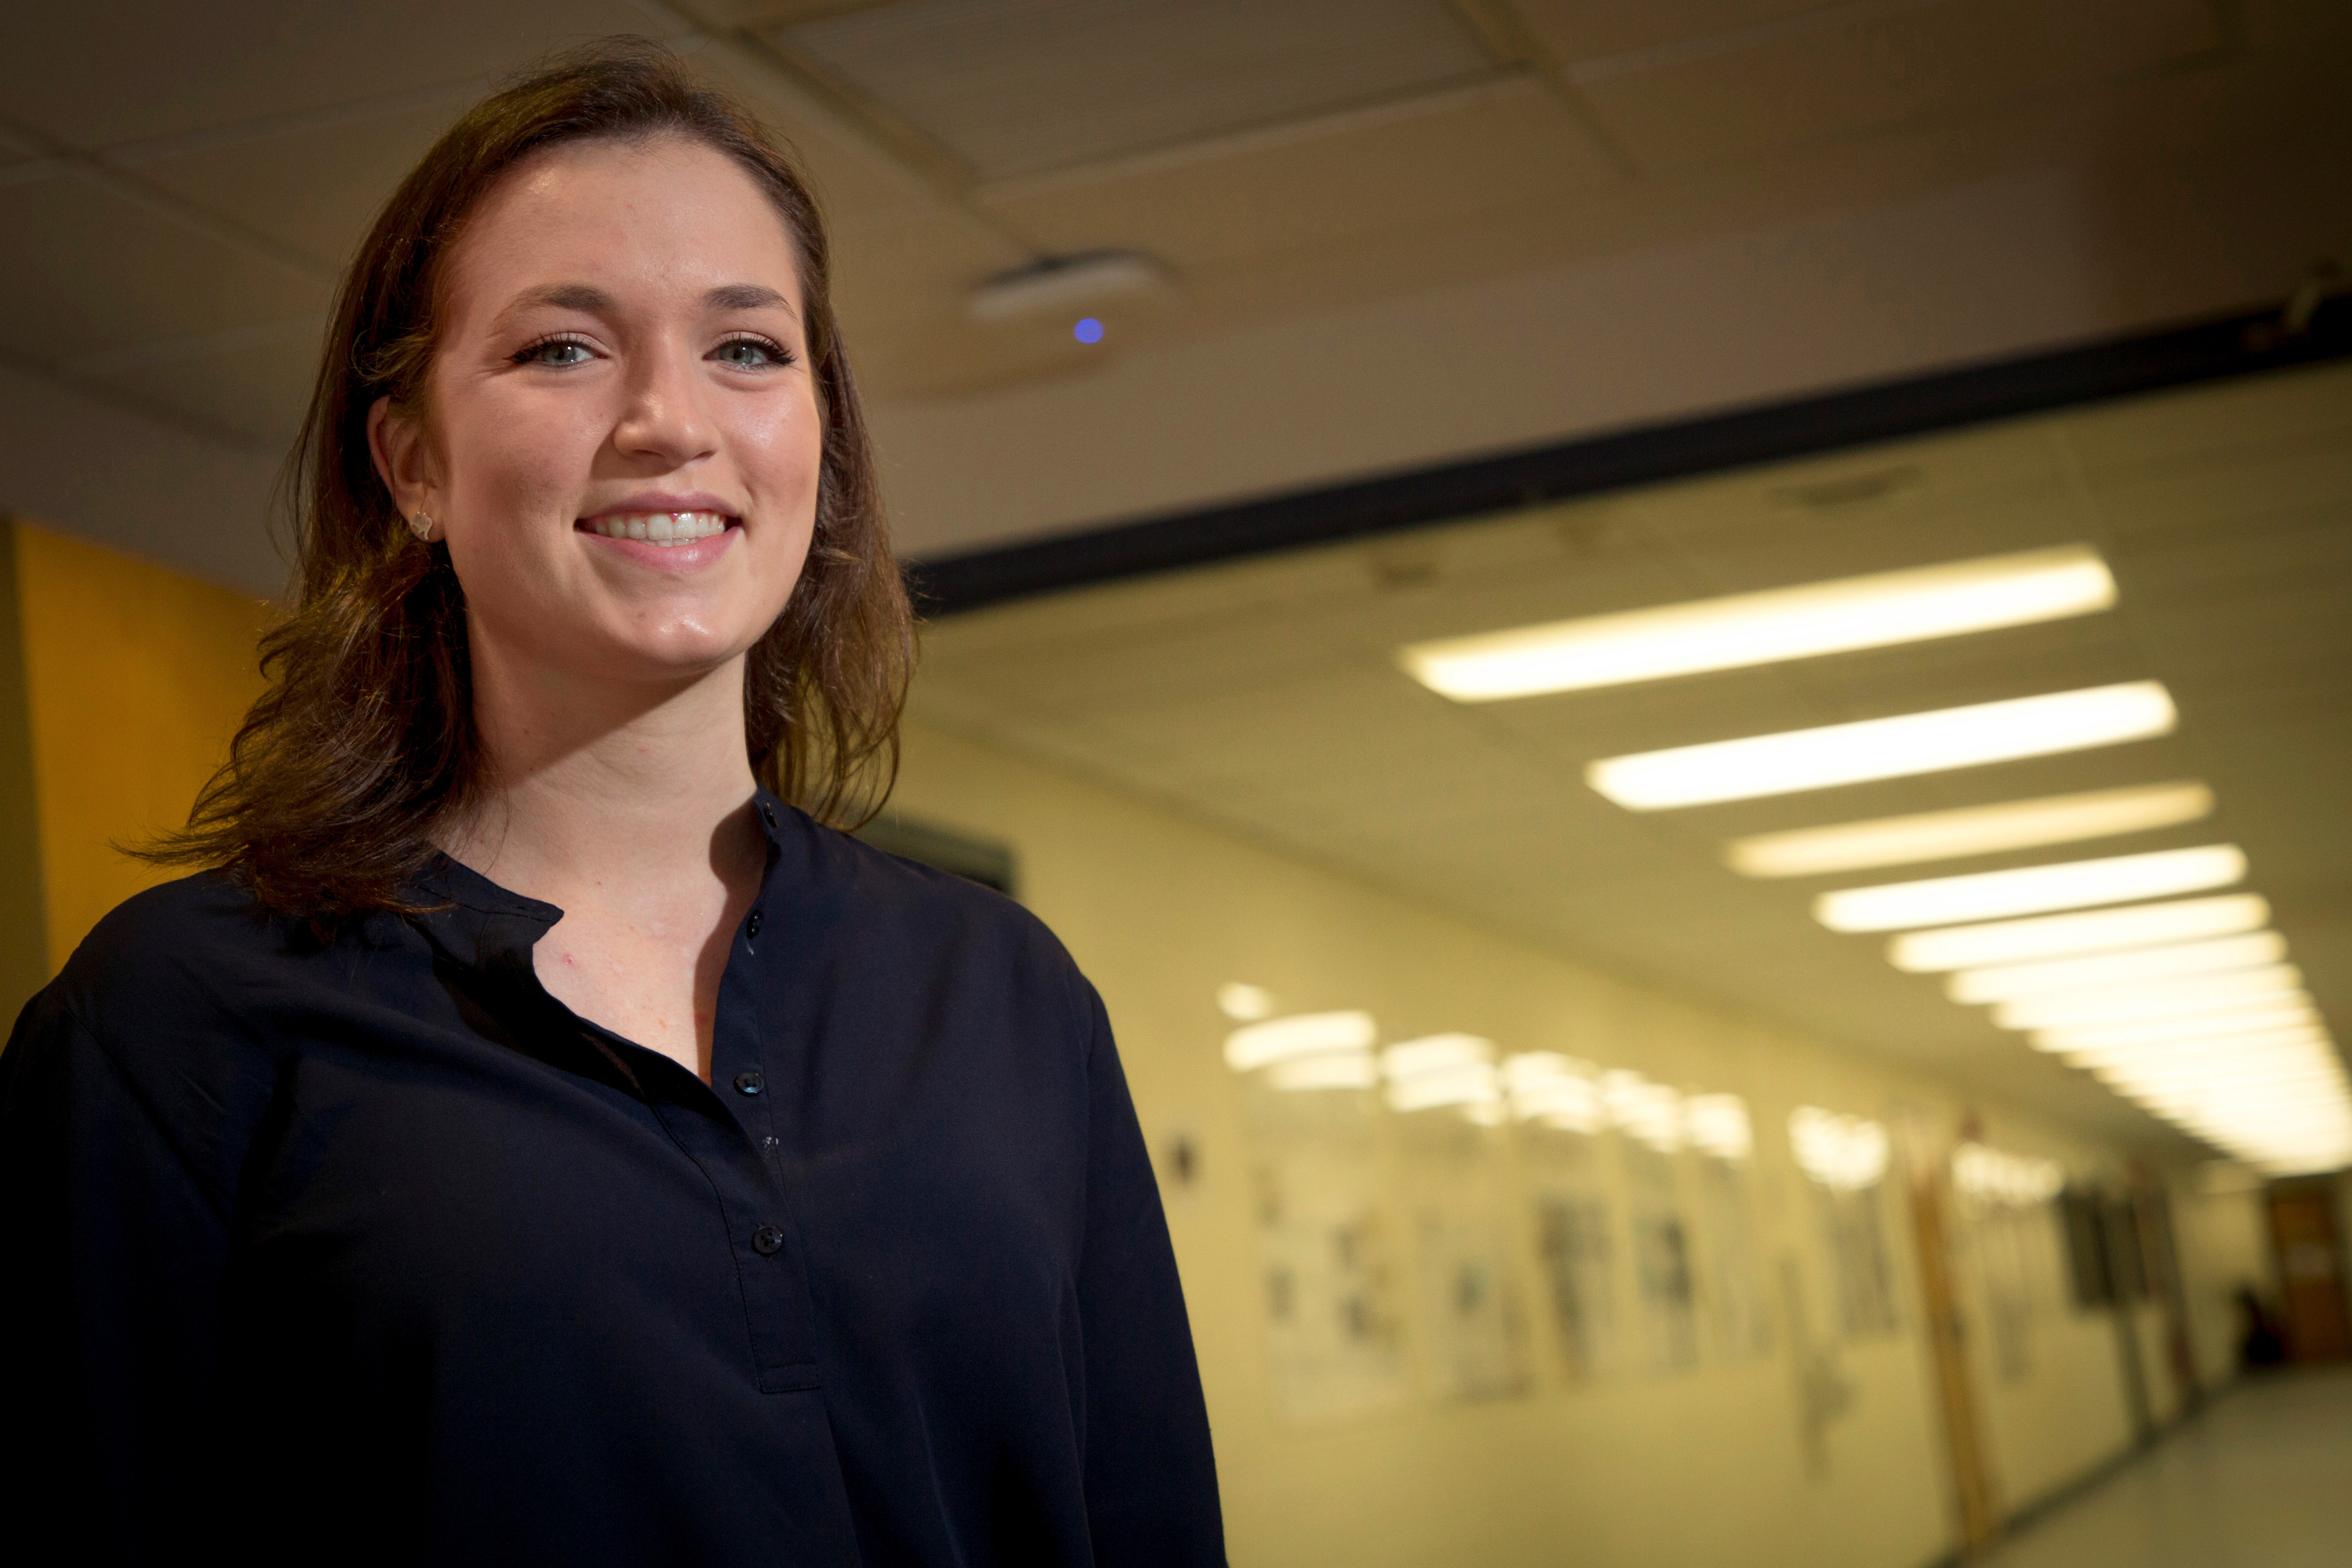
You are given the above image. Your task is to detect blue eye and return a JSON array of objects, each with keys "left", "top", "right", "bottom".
[
  {"left": 714, "top": 336, "right": 789, "bottom": 368},
  {"left": 518, "top": 337, "right": 592, "bottom": 366}
]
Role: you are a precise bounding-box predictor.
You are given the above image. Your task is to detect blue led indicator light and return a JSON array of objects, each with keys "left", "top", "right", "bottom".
[{"left": 1073, "top": 317, "right": 1105, "bottom": 344}]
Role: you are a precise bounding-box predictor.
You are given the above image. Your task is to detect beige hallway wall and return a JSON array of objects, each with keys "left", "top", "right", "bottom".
[{"left": 887, "top": 718, "right": 2207, "bottom": 1568}]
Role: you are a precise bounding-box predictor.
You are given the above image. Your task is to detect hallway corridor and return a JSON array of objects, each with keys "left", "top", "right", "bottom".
[{"left": 1978, "top": 1369, "right": 2352, "bottom": 1568}]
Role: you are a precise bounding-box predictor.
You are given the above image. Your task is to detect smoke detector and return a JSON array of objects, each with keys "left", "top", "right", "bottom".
[{"left": 965, "top": 250, "right": 1177, "bottom": 340}]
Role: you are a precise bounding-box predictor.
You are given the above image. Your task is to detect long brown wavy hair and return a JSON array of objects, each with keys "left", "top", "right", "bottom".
[{"left": 145, "top": 39, "right": 913, "bottom": 919}]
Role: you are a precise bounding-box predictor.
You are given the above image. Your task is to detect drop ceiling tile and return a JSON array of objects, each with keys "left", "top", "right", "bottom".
[
  {"left": 780, "top": 0, "right": 1494, "bottom": 180},
  {"left": 130, "top": 97, "right": 463, "bottom": 272},
  {"left": 676, "top": 49, "right": 941, "bottom": 221},
  {"left": 0, "top": 175, "right": 325, "bottom": 363},
  {"left": 2055, "top": 360, "right": 2352, "bottom": 474},
  {"left": 1511, "top": 0, "right": 1825, "bottom": 66},
  {"left": 1577, "top": 0, "right": 2220, "bottom": 172},
  {"left": 2082, "top": 432, "right": 2352, "bottom": 544},
  {"left": 62, "top": 317, "right": 324, "bottom": 445},
  {"left": 0, "top": 1, "right": 668, "bottom": 148},
  {"left": 978, "top": 76, "right": 1615, "bottom": 270}
]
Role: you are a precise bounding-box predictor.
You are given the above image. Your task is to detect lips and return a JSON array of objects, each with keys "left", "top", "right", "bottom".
[{"left": 579, "top": 510, "right": 733, "bottom": 548}]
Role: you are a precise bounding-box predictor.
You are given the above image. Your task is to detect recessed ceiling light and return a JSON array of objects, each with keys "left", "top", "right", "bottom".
[
  {"left": 1589, "top": 682, "right": 2174, "bottom": 811},
  {"left": 1989, "top": 964, "right": 2304, "bottom": 1031},
  {"left": 1398, "top": 544, "right": 2115, "bottom": 702},
  {"left": 1816, "top": 844, "right": 2244, "bottom": 933},
  {"left": 1947, "top": 930, "right": 2286, "bottom": 1004},
  {"left": 1890, "top": 893, "right": 2271, "bottom": 972},
  {"left": 1725, "top": 781, "right": 2213, "bottom": 878}
]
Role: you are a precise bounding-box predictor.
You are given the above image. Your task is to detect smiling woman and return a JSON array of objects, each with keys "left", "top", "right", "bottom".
[{"left": 0, "top": 39, "right": 1222, "bottom": 1568}]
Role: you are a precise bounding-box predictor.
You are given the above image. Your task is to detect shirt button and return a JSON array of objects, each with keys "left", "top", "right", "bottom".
[
  {"left": 733, "top": 1069, "right": 764, "bottom": 1097},
  {"left": 752, "top": 1225, "right": 786, "bottom": 1256},
  {"left": 746, "top": 910, "right": 764, "bottom": 940}
]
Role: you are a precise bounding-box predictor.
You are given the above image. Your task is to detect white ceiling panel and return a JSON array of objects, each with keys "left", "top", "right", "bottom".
[{"left": 779, "top": 0, "right": 1495, "bottom": 178}]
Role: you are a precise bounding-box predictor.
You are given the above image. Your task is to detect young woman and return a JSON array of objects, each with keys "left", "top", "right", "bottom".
[{"left": 0, "top": 41, "right": 1221, "bottom": 1567}]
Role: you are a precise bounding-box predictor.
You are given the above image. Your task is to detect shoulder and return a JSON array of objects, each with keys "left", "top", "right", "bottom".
[
  {"left": 36, "top": 868, "right": 341, "bottom": 1105},
  {"left": 50, "top": 869, "right": 302, "bottom": 1034},
  {"left": 784, "top": 810, "right": 1097, "bottom": 1022},
  {"left": 5, "top": 870, "right": 299, "bottom": 1205},
  {"left": 805, "top": 815, "right": 1062, "bottom": 952}
]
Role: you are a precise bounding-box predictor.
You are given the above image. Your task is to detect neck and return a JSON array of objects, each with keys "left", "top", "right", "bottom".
[{"left": 445, "top": 636, "right": 762, "bottom": 892}]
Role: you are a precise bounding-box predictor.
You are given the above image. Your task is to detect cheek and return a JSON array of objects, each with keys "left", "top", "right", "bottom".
[
  {"left": 737, "top": 390, "right": 824, "bottom": 503},
  {"left": 447, "top": 404, "right": 602, "bottom": 522}
]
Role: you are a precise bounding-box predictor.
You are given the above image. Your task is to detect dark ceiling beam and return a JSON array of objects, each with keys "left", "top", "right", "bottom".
[{"left": 909, "top": 292, "right": 2352, "bottom": 618}]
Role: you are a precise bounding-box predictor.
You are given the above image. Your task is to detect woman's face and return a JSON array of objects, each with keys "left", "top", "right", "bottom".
[{"left": 371, "top": 135, "right": 820, "bottom": 691}]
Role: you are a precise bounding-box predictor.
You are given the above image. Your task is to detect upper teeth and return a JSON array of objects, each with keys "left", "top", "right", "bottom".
[{"left": 590, "top": 511, "right": 729, "bottom": 546}]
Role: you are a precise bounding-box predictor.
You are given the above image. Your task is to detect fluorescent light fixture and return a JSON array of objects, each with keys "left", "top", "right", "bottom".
[
  {"left": 1399, "top": 544, "right": 2116, "bottom": 702},
  {"left": 1819, "top": 844, "right": 2243, "bottom": 933},
  {"left": 2099, "top": 1064, "right": 2345, "bottom": 1097},
  {"left": 1990, "top": 965, "right": 2303, "bottom": 1032},
  {"left": 1727, "top": 781, "right": 2213, "bottom": 879},
  {"left": 2107, "top": 1053, "right": 2342, "bottom": 1091},
  {"left": 1948, "top": 931, "right": 2286, "bottom": 1004},
  {"left": 2054, "top": 1024, "right": 2332, "bottom": 1065},
  {"left": 1890, "top": 894, "right": 2271, "bottom": 972},
  {"left": 2033, "top": 1006, "right": 2322, "bottom": 1053},
  {"left": 1590, "top": 682, "right": 2174, "bottom": 811},
  {"left": 1224, "top": 1010, "right": 1376, "bottom": 1072},
  {"left": 2087, "top": 1042, "right": 2339, "bottom": 1073}
]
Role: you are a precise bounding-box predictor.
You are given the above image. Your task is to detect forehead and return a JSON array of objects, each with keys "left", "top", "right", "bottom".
[{"left": 443, "top": 134, "right": 806, "bottom": 317}]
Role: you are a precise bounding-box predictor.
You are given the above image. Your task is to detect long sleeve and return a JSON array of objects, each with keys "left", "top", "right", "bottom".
[
  {"left": 0, "top": 988, "right": 235, "bottom": 1563},
  {"left": 1072, "top": 979, "right": 1226, "bottom": 1565}
]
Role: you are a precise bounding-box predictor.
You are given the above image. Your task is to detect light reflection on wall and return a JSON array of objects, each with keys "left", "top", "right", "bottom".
[
  {"left": 1789, "top": 1106, "right": 1892, "bottom": 1190},
  {"left": 1220, "top": 994, "right": 1789, "bottom": 1395},
  {"left": 1951, "top": 1143, "right": 2066, "bottom": 1208}
]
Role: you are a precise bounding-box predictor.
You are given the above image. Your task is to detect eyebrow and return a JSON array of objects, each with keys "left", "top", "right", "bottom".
[
  {"left": 506, "top": 283, "right": 615, "bottom": 316},
  {"left": 499, "top": 282, "right": 792, "bottom": 319},
  {"left": 705, "top": 283, "right": 791, "bottom": 311}
]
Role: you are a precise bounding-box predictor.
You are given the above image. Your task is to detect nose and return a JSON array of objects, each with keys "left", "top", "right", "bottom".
[{"left": 611, "top": 336, "right": 719, "bottom": 469}]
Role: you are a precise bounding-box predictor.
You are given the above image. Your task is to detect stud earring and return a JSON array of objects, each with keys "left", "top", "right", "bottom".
[{"left": 408, "top": 511, "right": 437, "bottom": 543}]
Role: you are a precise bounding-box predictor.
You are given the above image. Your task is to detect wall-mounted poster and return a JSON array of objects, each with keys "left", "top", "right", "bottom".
[
  {"left": 1240, "top": 1072, "right": 1411, "bottom": 1422},
  {"left": 1521, "top": 1122, "right": 1623, "bottom": 1382},
  {"left": 1624, "top": 1139, "right": 1701, "bottom": 1373},
  {"left": 1789, "top": 1107, "right": 1901, "bottom": 1340},
  {"left": 1697, "top": 1154, "right": 1775, "bottom": 1361},
  {"left": 1394, "top": 1105, "right": 1532, "bottom": 1402}
]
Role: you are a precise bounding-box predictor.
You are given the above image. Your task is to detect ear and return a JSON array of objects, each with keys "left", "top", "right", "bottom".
[{"left": 367, "top": 395, "right": 440, "bottom": 521}]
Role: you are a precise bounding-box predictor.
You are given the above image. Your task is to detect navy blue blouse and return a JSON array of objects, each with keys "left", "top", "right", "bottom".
[{"left": 0, "top": 795, "right": 1223, "bottom": 1565}]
